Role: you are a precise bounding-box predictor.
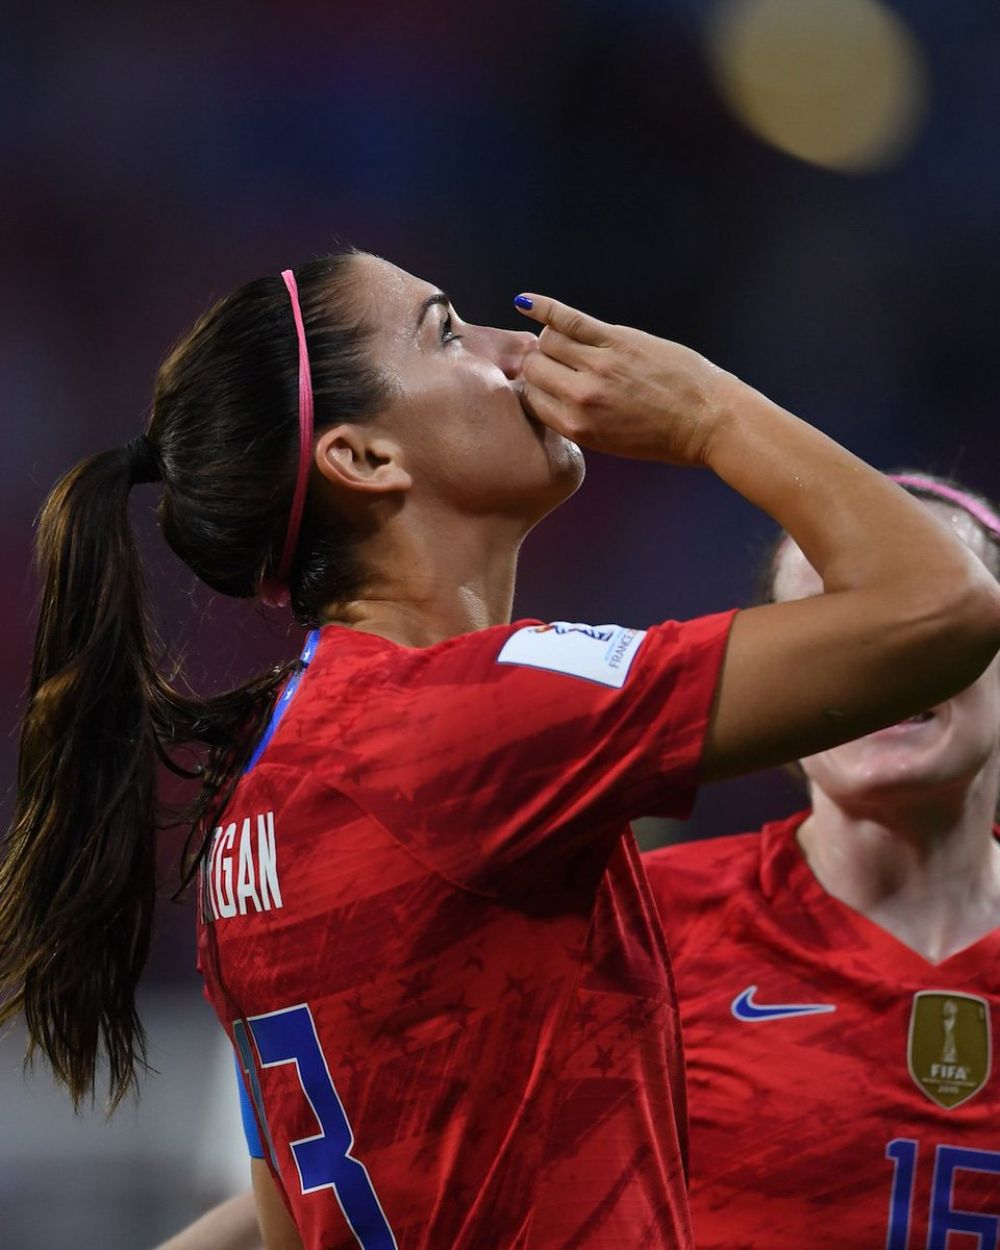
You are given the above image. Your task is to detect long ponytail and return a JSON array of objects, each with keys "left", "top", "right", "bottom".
[
  {"left": 0, "top": 250, "right": 390, "bottom": 1108},
  {"left": 1, "top": 440, "right": 300, "bottom": 1110},
  {"left": 0, "top": 447, "right": 167, "bottom": 1107}
]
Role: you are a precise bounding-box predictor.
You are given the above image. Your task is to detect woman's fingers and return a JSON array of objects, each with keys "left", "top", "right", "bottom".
[
  {"left": 520, "top": 350, "right": 580, "bottom": 435},
  {"left": 514, "top": 294, "right": 614, "bottom": 348},
  {"left": 537, "top": 325, "right": 593, "bottom": 369},
  {"left": 522, "top": 346, "right": 579, "bottom": 401},
  {"left": 514, "top": 289, "right": 732, "bottom": 465},
  {"left": 519, "top": 381, "right": 566, "bottom": 431}
]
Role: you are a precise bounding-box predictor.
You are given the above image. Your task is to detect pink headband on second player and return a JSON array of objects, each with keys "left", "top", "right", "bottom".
[
  {"left": 260, "top": 269, "right": 316, "bottom": 608},
  {"left": 888, "top": 473, "right": 1000, "bottom": 541}
]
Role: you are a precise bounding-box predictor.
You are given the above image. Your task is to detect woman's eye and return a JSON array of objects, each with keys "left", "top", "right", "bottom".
[{"left": 441, "top": 313, "right": 463, "bottom": 345}]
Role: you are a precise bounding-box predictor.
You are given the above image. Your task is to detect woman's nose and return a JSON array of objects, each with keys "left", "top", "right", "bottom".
[{"left": 479, "top": 327, "right": 539, "bottom": 381}]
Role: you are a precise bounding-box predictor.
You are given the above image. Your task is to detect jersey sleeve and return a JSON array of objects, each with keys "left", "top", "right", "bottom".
[{"left": 331, "top": 611, "right": 737, "bottom": 892}]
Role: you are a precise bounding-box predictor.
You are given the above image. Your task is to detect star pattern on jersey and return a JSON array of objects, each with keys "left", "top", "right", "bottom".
[
  {"left": 593, "top": 1043, "right": 615, "bottom": 1076},
  {"left": 344, "top": 989, "right": 373, "bottom": 1019},
  {"left": 338, "top": 1048, "right": 364, "bottom": 1074},
  {"left": 503, "top": 972, "right": 530, "bottom": 999},
  {"left": 621, "top": 998, "right": 661, "bottom": 1036},
  {"left": 398, "top": 966, "right": 435, "bottom": 1001}
]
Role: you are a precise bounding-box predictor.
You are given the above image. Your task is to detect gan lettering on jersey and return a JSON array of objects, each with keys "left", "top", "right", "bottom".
[
  {"left": 205, "top": 812, "right": 283, "bottom": 921},
  {"left": 497, "top": 622, "right": 647, "bottom": 688}
]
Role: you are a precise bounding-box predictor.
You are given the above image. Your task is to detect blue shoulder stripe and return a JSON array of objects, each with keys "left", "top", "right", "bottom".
[
  {"left": 244, "top": 629, "right": 321, "bottom": 774},
  {"left": 234, "top": 1051, "right": 266, "bottom": 1159}
]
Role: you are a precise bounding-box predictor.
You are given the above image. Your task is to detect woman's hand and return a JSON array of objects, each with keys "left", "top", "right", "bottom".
[
  {"left": 515, "top": 293, "right": 1000, "bottom": 783},
  {"left": 515, "top": 294, "right": 739, "bottom": 467}
]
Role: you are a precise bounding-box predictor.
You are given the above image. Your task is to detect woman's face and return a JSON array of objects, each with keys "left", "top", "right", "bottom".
[
  {"left": 773, "top": 501, "right": 1000, "bottom": 810},
  {"left": 352, "top": 253, "right": 585, "bottom": 524}
]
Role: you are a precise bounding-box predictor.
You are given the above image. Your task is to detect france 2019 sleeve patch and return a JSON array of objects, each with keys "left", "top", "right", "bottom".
[{"left": 496, "top": 622, "right": 647, "bottom": 688}]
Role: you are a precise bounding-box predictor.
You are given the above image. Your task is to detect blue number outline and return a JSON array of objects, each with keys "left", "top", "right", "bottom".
[
  {"left": 885, "top": 1139, "right": 918, "bottom": 1250},
  {"left": 237, "top": 1003, "right": 398, "bottom": 1250},
  {"left": 927, "top": 1143, "right": 1000, "bottom": 1250}
]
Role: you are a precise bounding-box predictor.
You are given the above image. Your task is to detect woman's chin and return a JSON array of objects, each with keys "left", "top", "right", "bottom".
[
  {"left": 548, "top": 432, "right": 586, "bottom": 487},
  {"left": 809, "top": 751, "right": 983, "bottom": 810},
  {"left": 518, "top": 445, "right": 585, "bottom": 530}
]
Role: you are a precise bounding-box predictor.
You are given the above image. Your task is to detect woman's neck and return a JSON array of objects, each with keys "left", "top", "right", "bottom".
[
  {"left": 797, "top": 776, "right": 1000, "bottom": 964},
  {"left": 318, "top": 509, "right": 524, "bottom": 648}
]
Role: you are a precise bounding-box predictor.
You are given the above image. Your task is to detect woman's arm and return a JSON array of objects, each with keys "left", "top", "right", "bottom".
[
  {"left": 517, "top": 296, "right": 1000, "bottom": 778},
  {"left": 252, "top": 1159, "right": 305, "bottom": 1250},
  {"left": 151, "top": 1190, "right": 261, "bottom": 1250},
  {"left": 150, "top": 1164, "right": 303, "bottom": 1250}
]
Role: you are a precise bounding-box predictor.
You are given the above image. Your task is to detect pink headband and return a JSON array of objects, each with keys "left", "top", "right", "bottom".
[
  {"left": 888, "top": 474, "right": 1000, "bottom": 541},
  {"left": 260, "top": 269, "right": 315, "bottom": 608}
]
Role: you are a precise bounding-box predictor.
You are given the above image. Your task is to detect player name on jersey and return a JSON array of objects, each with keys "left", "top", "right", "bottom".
[{"left": 205, "top": 811, "right": 283, "bottom": 920}]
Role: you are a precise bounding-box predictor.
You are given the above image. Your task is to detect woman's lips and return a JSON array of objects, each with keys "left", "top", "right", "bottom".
[{"left": 868, "top": 710, "right": 937, "bottom": 737}]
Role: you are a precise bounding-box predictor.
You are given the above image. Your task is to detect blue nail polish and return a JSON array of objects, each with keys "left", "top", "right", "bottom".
[{"left": 514, "top": 295, "right": 533, "bottom": 310}]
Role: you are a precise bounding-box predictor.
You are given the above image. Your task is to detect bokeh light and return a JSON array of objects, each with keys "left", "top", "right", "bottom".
[{"left": 706, "top": 0, "right": 929, "bottom": 172}]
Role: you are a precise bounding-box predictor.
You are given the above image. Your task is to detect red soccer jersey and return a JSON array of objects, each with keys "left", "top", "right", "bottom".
[
  {"left": 644, "top": 812, "right": 1000, "bottom": 1250},
  {"left": 196, "top": 612, "right": 734, "bottom": 1250}
]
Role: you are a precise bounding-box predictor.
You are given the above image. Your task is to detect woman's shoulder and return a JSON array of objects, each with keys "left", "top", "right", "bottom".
[
  {"left": 642, "top": 812, "right": 809, "bottom": 931},
  {"left": 643, "top": 829, "right": 761, "bottom": 909}
]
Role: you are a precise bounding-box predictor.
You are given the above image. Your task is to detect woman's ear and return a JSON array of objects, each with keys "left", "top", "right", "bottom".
[{"left": 314, "top": 425, "right": 412, "bottom": 495}]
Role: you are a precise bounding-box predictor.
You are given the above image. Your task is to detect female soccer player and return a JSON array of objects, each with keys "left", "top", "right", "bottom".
[
  {"left": 645, "top": 472, "right": 1000, "bottom": 1249},
  {"left": 3, "top": 248, "right": 999, "bottom": 1250}
]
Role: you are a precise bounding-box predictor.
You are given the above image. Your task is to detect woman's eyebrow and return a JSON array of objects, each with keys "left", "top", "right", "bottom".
[{"left": 414, "top": 291, "right": 451, "bottom": 334}]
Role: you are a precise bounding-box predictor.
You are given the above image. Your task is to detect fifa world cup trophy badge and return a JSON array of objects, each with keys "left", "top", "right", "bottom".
[{"left": 907, "top": 991, "right": 992, "bottom": 1109}]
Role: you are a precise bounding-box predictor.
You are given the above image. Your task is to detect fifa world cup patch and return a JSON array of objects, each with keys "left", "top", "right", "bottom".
[
  {"left": 496, "top": 622, "right": 647, "bottom": 688},
  {"left": 907, "top": 991, "right": 992, "bottom": 1110}
]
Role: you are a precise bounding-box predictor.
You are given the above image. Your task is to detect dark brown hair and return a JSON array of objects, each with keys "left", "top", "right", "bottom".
[{"left": 0, "top": 250, "right": 391, "bottom": 1108}]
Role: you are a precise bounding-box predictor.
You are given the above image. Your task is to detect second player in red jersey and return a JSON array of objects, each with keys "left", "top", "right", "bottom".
[
  {"left": 647, "top": 813, "right": 1000, "bottom": 1249},
  {"left": 646, "top": 474, "right": 1000, "bottom": 1250}
]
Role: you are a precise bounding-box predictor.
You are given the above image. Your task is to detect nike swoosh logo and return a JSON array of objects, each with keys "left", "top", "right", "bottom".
[{"left": 731, "top": 986, "right": 837, "bottom": 1022}]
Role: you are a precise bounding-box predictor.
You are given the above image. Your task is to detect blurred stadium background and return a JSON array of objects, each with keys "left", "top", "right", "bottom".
[{"left": 2, "top": 0, "right": 998, "bottom": 1243}]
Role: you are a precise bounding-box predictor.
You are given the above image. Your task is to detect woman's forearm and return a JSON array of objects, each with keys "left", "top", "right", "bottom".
[{"left": 152, "top": 1191, "right": 261, "bottom": 1250}]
